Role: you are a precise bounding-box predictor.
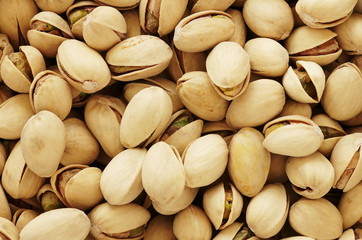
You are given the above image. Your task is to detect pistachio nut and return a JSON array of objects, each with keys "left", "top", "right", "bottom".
[
  {"left": 244, "top": 38, "right": 289, "bottom": 77},
  {"left": 338, "top": 229, "right": 360, "bottom": 240},
  {"left": 152, "top": 186, "right": 198, "bottom": 215},
  {"left": 120, "top": 86, "right": 173, "bottom": 148},
  {"left": 2, "top": 141, "right": 45, "bottom": 199},
  {"left": 225, "top": 8, "right": 247, "bottom": 46},
  {"left": 0, "top": 84, "right": 13, "bottom": 105},
  {"left": 263, "top": 115, "right": 324, "bottom": 157},
  {"left": 282, "top": 60, "right": 325, "bottom": 104},
  {"left": 82, "top": 6, "right": 127, "bottom": 51},
  {"left": 201, "top": 120, "right": 237, "bottom": 144},
  {"left": 19, "top": 208, "right": 91, "bottom": 240},
  {"left": 286, "top": 151, "right": 335, "bottom": 199},
  {"left": 246, "top": 183, "right": 289, "bottom": 239},
  {"left": 267, "top": 154, "right": 289, "bottom": 184},
  {"left": 143, "top": 215, "right": 176, "bottom": 240},
  {"left": 206, "top": 41, "right": 250, "bottom": 100},
  {"left": 1, "top": 45, "right": 46, "bottom": 93},
  {"left": 29, "top": 70, "right": 72, "bottom": 120},
  {"left": 203, "top": 182, "right": 243, "bottom": 230},
  {"left": 213, "top": 222, "right": 259, "bottom": 240},
  {"left": 0, "top": 184, "right": 11, "bottom": 220},
  {"left": 295, "top": 0, "right": 357, "bottom": 28},
  {"left": 157, "top": 109, "right": 203, "bottom": 155},
  {"left": 226, "top": 79, "right": 285, "bottom": 128},
  {"left": 243, "top": 0, "right": 294, "bottom": 40},
  {"left": 100, "top": 148, "right": 146, "bottom": 205},
  {"left": 0, "top": 0, "right": 38, "bottom": 49},
  {"left": 142, "top": 141, "right": 185, "bottom": 204},
  {"left": 173, "top": 10, "right": 235, "bottom": 53},
  {"left": 88, "top": 202, "right": 151, "bottom": 240},
  {"left": 57, "top": 39, "right": 111, "bottom": 93},
  {"left": 61, "top": 118, "right": 100, "bottom": 166},
  {"left": 284, "top": 26, "right": 342, "bottom": 66},
  {"left": 21, "top": 110, "right": 66, "bottom": 177},
  {"left": 34, "top": 0, "right": 75, "bottom": 14},
  {"left": 278, "top": 99, "right": 312, "bottom": 119},
  {"left": 176, "top": 71, "right": 229, "bottom": 121},
  {"left": 95, "top": 0, "right": 140, "bottom": 9},
  {"left": 50, "top": 164, "right": 103, "bottom": 211},
  {"left": 28, "top": 11, "right": 74, "bottom": 58},
  {"left": 173, "top": 204, "right": 212, "bottom": 240},
  {"left": 106, "top": 35, "right": 172, "bottom": 82},
  {"left": 0, "top": 94, "right": 34, "bottom": 140},
  {"left": 338, "top": 182, "right": 362, "bottom": 229},
  {"left": 228, "top": 127, "right": 270, "bottom": 197},
  {"left": 139, "top": 0, "right": 188, "bottom": 36},
  {"left": 330, "top": 133, "right": 362, "bottom": 192},
  {"left": 123, "top": 9, "right": 142, "bottom": 38},
  {"left": 12, "top": 209, "right": 39, "bottom": 232},
  {"left": 0, "top": 217, "right": 19, "bottom": 240},
  {"left": 0, "top": 34, "right": 14, "bottom": 81},
  {"left": 188, "top": 0, "right": 234, "bottom": 13},
  {"left": 312, "top": 113, "right": 347, "bottom": 157},
  {"left": 37, "top": 184, "right": 65, "bottom": 212},
  {"left": 84, "top": 94, "right": 125, "bottom": 157},
  {"left": 289, "top": 198, "right": 343, "bottom": 239},
  {"left": 182, "top": 134, "right": 228, "bottom": 188}
]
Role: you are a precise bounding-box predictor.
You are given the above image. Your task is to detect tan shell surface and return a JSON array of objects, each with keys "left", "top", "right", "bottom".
[
  {"left": 212, "top": 222, "right": 243, "bottom": 240},
  {"left": 225, "top": 8, "right": 247, "bottom": 46},
  {"left": 338, "top": 182, "right": 362, "bottom": 229},
  {"left": 338, "top": 229, "right": 356, "bottom": 240},
  {"left": 12, "top": 209, "right": 39, "bottom": 232},
  {"left": 0, "top": 217, "right": 19, "bottom": 240},
  {"left": 0, "top": 184, "right": 11, "bottom": 220},
  {"left": 143, "top": 215, "right": 176, "bottom": 240},
  {"left": 34, "top": 0, "right": 75, "bottom": 14},
  {"left": 190, "top": 0, "right": 234, "bottom": 13},
  {"left": 278, "top": 99, "right": 312, "bottom": 118},
  {"left": 95, "top": 0, "right": 140, "bottom": 9}
]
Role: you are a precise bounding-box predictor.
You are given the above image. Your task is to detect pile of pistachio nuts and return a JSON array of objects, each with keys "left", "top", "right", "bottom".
[{"left": 0, "top": 0, "right": 362, "bottom": 239}]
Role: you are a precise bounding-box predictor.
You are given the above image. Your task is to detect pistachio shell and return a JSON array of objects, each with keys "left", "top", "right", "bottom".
[
  {"left": 20, "top": 208, "right": 91, "bottom": 240},
  {"left": 182, "top": 134, "right": 228, "bottom": 188},
  {"left": 189, "top": 0, "right": 234, "bottom": 13},
  {"left": 123, "top": 9, "right": 142, "bottom": 38},
  {"left": 0, "top": 184, "right": 11, "bottom": 220},
  {"left": 289, "top": 198, "right": 343, "bottom": 239},
  {"left": 338, "top": 229, "right": 356, "bottom": 240},
  {"left": 228, "top": 128, "right": 271, "bottom": 197},
  {"left": 21, "top": 110, "right": 66, "bottom": 177},
  {"left": 0, "top": 217, "right": 19, "bottom": 240},
  {"left": 246, "top": 184, "right": 289, "bottom": 239},
  {"left": 338, "top": 182, "right": 362, "bottom": 229},
  {"left": 225, "top": 8, "right": 247, "bottom": 46},
  {"left": 100, "top": 148, "right": 146, "bottom": 205},
  {"left": 34, "top": 0, "right": 75, "bottom": 14},
  {"left": 278, "top": 99, "right": 312, "bottom": 118},
  {"left": 213, "top": 222, "right": 243, "bottom": 240},
  {"left": 95, "top": 0, "right": 140, "bottom": 9},
  {"left": 143, "top": 215, "right": 176, "bottom": 240},
  {"left": 12, "top": 209, "right": 39, "bottom": 232},
  {"left": 0, "top": 34, "right": 14, "bottom": 82}
]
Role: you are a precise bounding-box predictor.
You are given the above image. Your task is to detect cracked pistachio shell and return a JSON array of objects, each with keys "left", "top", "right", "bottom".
[
  {"left": 106, "top": 35, "right": 172, "bottom": 82},
  {"left": 244, "top": 38, "right": 289, "bottom": 77},
  {"left": 57, "top": 39, "right": 111, "bottom": 93},
  {"left": 282, "top": 61, "right": 325, "bottom": 104},
  {"left": 189, "top": 0, "right": 234, "bottom": 13},
  {"left": 139, "top": 0, "right": 188, "bottom": 36},
  {"left": 0, "top": 34, "right": 14, "bottom": 82},
  {"left": 21, "top": 110, "right": 66, "bottom": 178},
  {"left": 61, "top": 118, "right": 100, "bottom": 166},
  {"left": 321, "top": 62, "right": 362, "bottom": 121},
  {"left": 95, "top": 0, "right": 140, "bottom": 9},
  {"left": 0, "top": 184, "right": 11, "bottom": 220},
  {"left": 203, "top": 182, "right": 243, "bottom": 230},
  {"left": 123, "top": 9, "right": 142, "bottom": 38},
  {"left": 286, "top": 151, "right": 335, "bottom": 199},
  {"left": 34, "top": 0, "right": 75, "bottom": 14},
  {"left": 29, "top": 70, "right": 72, "bottom": 120},
  {"left": 120, "top": 87, "right": 173, "bottom": 148},
  {"left": 226, "top": 79, "right": 285, "bottom": 128},
  {"left": 225, "top": 8, "right": 247, "bottom": 46},
  {"left": 1, "top": 141, "right": 45, "bottom": 199},
  {"left": 12, "top": 209, "right": 39, "bottom": 232},
  {"left": 50, "top": 164, "right": 103, "bottom": 211},
  {"left": 0, "top": 217, "right": 19, "bottom": 240},
  {"left": 243, "top": 0, "right": 294, "bottom": 40},
  {"left": 85, "top": 94, "right": 125, "bottom": 157},
  {"left": 263, "top": 115, "right": 324, "bottom": 157},
  {"left": 312, "top": 114, "right": 346, "bottom": 157},
  {"left": 152, "top": 186, "right": 198, "bottom": 215},
  {"left": 279, "top": 99, "right": 312, "bottom": 119},
  {"left": 182, "top": 134, "right": 228, "bottom": 188},
  {"left": 246, "top": 184, "right": 289, "bottom": 239},
  {"left": 0, "top": 94, "right": 34, "bottom": 140},
  {"left": 36, "top": 184, "right": 65, "bottom": 212},
  {"left": 295, "top": 0, "right": 357, "bottom": 28},
  {"left": 206, "top": 41, "right": 250, "bottom": 100},
  {"left": 20, "top": 208, "right": 91, "bottom": 240},
  {"left": 142, "top": 142, "right": 186, "bottom": 204},
  {"left": 28, "top": 11, "right": 74, "bottom": 58},
  {"left": 156, "top": 109, "right": 203, "bottom": 155},
  {"left": 333, "top": 13, "right": 362, "bottom": 55},
  {"left": 228, "top": 128, "right": 271, "bottom": 197},
  {"left": 0, "top": 0, "right": 38, "bottom": 49},
  {"left": 100, "top": 148, "right": 146, "bottom": 205},
  {"left": 284, "top": 26, "right": 342, "bottom": 66},
  {"left": 89, "top": 202, "right": 150, "bottom": 240},
  {"left": 143, "top": 215, "right": 176, "bottom": 240},
  {"left": 289, "top": 198, "right": 343, "bottom": 239},
  {"left": 338, "top": 182, "right": 362, "bottom": 229},
  {"left": 176, "top": 71, "right": 229, "bottom": 121},
  {"left": 330, "top": 133, "right": 362, "bottom": 192},
  {"left": 1, "top": 45, "right": 46, "bottom": 93},
  {"left": 173, "top": 205, "right": 212, "bottom": 240},
  {"left": 173, "top": 10, "right": 235, "bottom": 53},
  {"left": 123, "top": 76, "right": 184, "bottom": 113},
  {"left": 83, "top": 6, "right": 127, "bottom": 51}
]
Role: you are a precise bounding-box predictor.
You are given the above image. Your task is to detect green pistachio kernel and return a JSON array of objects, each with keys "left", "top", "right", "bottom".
[
  {"left": 41, "top": 191, "right": 65, "bottom": 212},
  {"left": 68, "top": 9, "right": 89, "bottom": 26},
  {"left": 319, "top": 126, "right": 345, "bottom": 139},
  {"left": 293, "top": 69, "right": 317, "bottom": 100}
]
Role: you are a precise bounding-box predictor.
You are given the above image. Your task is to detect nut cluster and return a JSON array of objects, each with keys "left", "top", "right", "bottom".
[{"left": 0, "top": 0, "right": 362, "bottom": 239}]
